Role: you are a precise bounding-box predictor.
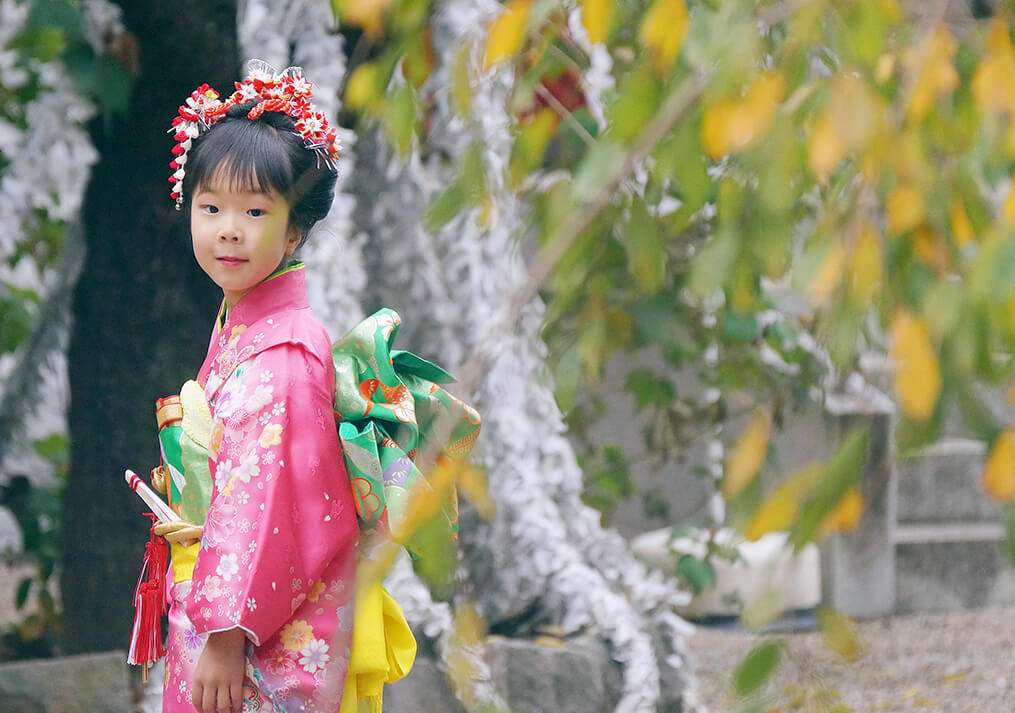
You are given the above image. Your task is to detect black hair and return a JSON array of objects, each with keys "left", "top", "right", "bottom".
[{"left": 183, "top": 101, "right": 338, "bottom": 247}]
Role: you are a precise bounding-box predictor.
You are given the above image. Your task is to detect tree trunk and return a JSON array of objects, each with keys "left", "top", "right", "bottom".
[{"left": 62, "top": 0, "right": 238, "bottom": 654}]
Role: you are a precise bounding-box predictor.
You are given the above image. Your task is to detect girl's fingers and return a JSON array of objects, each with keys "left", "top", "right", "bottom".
[
  {"left": 216, "top": 682, "right": 232, "bottom": 713},
  {"left": 230, "top": 680, "right": 244, "bottom": 713},
  {"left": 202, "top": 683, "right": 218, "bottom": 713},
  {"left": 191, "top": 682, "right": 204, "bottom": 712}
]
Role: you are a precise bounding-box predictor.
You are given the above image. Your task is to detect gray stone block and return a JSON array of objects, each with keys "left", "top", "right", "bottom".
[
  {"left": 386, "top": 656, "right": 466, "bottom": 713},
  {"left": 386, "top": 637, "right": 628, "bottom": 713},
  {"left": 0, "top": 651, "right": 131, "bottom": 713},
  {"left": 896, "top": 539, "right": 1015, "bottom": 613},
  {"left": 896, "top": 440, "right": 999, "bottom": 524},
  {"left": 483, "top": 636, "right": 622, "bottom": 713},
  {"left": 820, "top": 404, "right": 898, "bottom": 619}
]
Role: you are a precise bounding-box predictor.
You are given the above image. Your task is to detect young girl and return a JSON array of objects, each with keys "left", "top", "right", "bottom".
[{"left": 155, "top": 62, "right": 360, "bottom": 713}]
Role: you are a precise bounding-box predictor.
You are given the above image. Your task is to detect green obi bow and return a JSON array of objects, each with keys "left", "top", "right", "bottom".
[{"left": 333, "top": 308, "right": 481, "bottom": 598}]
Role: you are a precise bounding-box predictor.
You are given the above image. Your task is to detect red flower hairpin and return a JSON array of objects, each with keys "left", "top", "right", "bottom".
[{"left": 168, "top": 59, "right": 342, "bottom": 210}]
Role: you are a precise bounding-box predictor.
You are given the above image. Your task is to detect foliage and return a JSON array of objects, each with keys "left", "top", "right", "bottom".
[
  {"left": 332, "top": 0, "right": 1015, "bottom": 700},
  {"left": 0, "top": 433, "right": 67, "bottom": 661},
  {"left": 0, "top": 0, "right": 133, "bottom": 356}
]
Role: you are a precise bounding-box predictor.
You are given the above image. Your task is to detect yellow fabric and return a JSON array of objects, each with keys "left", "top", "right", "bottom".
[
  {"left": 170, "top": 541, "right": 200, "bottom": 583},
  {"left": 340, "top": 581, "right": 417, "bottom": 713}
]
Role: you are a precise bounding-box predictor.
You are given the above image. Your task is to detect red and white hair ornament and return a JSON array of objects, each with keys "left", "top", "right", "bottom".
[{"left": 167, "top": 59, "right": 342, "bottom": 211}]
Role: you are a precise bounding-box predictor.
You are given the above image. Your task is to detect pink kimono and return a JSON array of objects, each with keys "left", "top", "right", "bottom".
[{"left": 163, "top": 263, "right": 359, "bottom": 713}]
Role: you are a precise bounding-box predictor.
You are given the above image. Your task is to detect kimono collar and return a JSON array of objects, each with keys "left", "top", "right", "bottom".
[{"left": 214, "top": 260, "right": 308, "bottom": 337}]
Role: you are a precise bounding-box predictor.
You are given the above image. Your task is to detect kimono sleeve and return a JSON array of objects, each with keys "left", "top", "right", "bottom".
[{"left": 184, "top": 342, "right": 359, "bottom": 645}]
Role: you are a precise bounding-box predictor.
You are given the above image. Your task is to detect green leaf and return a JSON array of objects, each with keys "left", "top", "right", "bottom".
[
  {"left": 790, "top": 428, "right": 868, "bottom": 549},
  {"left": 622, "top": 198, "right": 666, "bottom": 293},
  {"left": 608, "top": 66, "right": 661, "bottom": 143},
  {"left": 460, "top": 142, "right": 488, "bottom": 206},
  {"left": 451, "top": 41, "right": 473, "bottom": 119},
  {"left": 63, "top": 43, "right": 132, "bottom": 115},
  {"left": 675, "top": 554, "right": 716, "bottom": 595},
  {"left": 15, "top": 578, "right": 32, "bottom": 611},
  {"left": 655, "top": 120, "right": 710, "bottom": 229},
  {"left": 509, "top": 108, "right": 558, "bottom": 188},
  {"left": 383, "top": 84, "right": 418, "bottom": 156},
  {"left": 1005, "top": 502, "right": 1015, "bottom": 564},
  {"left": 0, "top": 286, "right": 35, "bottom": 354},
  {"left": 625, "top": 369, "right": 676, "bottom": 409},
  {"left": 553, "top": 344, "right": 581, "bottom": 413},
  {"left": 10, "top": 27, "right": 65, "bottom": 62},
  {"left": 572, "top": 140, "right": 625, "bottom": 203},
  {"left": 732, "top": 640, "right": 783, "bottom": 697},
  {"left": 689, "top": 230, "right": 738, "bottom": 297},
  {"left": 32, "top": 433, "right": 69, "bottom": 467},
  {"left": 424, "top": 181, "right": 467, "bottom": 233}
]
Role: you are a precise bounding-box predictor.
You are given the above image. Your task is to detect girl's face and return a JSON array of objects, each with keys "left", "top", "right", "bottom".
[{"left": 190, "top": 176, "right": 300, "bottom": 308}]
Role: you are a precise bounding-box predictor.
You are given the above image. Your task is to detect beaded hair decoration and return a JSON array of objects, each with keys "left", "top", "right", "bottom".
[{"left": 168, "top": 59, "right": 342, "bottom": 211}]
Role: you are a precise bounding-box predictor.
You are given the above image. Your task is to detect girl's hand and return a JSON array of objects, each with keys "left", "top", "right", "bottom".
[{"left": 192, "top": 628, "right": 246, "bottom": 713}]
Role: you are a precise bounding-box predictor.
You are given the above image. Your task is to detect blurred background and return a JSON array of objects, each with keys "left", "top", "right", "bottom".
[{"left": 3, "top": 0, "right": 1015, "bottom": 712}]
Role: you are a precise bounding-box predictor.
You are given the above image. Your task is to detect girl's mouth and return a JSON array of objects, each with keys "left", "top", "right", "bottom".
[{"left": 217, "top": 257, "right": 248, "bottom": 266}]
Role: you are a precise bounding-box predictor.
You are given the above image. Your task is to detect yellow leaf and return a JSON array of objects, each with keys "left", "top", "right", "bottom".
[
  {"left": 809, "top": 74, "right": 884, "bottom": 179},
  {"left": 819, "top": 487, "right": 864, "bottom": 535},
  {"left": 456, "top": 463, "right": 496, "bottom": 520},
  {"left": 722, "top": 409, "right": 771, "bottom": 498},
  {"left": 848, "top": 222, "right": 882, "bottom": 303},
  {"left": 950, "top": 199, "right": 975, "bottom": 247},
  {"left": 483, "top": 0, "right": 534, "bottom": 72},
  {"left": 984, "top": 430, "right": 1015, "bottom": 501},
  {"left": 744, "top": 465, "right": 821, "bottom": 541},
  {"left": 889, "top": 309, "right": 941, "bottom": 421},
  {"left": 973, "top": 20, "right": 1015, "bottom": 116},
  {"left": 453, "top": 601, "right": 486, "bottom": 646},
  {"left": 639, "top": 0, "right": 688, "bottom": 74},
  {"left": 808, "top": 240, "right": 846, "bottom": 306},
  {"left": 580, "top": 0, "right": 614, "bottom": 45},
  {"left": 1004, "top": 182, "right": 1015, "bottom": 225},
  {"left": 344, "top": 62, "right": 378, "bottom": 111},
  {"left": 741, "top": 589, "right": 784, "bottom": 630},
  {"left": 807, "top": 113, "right": 845, "bottom": 180},
  {"left": 336, "top": 0, "right": 391, "bottom": 39},
  {"left": 912, "top": 225, "right": 949, "bottom": 273},
  {"left": 817, "top": 606, "right": 863, "bottom": 661},
  {"left": 906, "top": 27, "right": 958, "bottom": 122},
  {"left": 886, "top": 185, "right": 924, "bottom": 234},
  {"left": 702, "top": 72, "right": 786, "bottom": 159},
  {"left": 1008, "top": 294, "right": 1015, "bottom": 339},
  {"left": 875, "top": 53, "right": 896, "bottom": 84}
]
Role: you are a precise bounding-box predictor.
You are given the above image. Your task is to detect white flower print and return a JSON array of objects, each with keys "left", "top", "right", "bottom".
[
  {"left": 259, "top": 368, "right": 272, "bottom": 382},
  {"left": 235, "top": 450, "right": 260, "bottom": 483},
  {"left": 217, "top": 553, "right": 239, "bottom": 581},
  {"left": 272, "top": 401, "right": 286, "bottom": 417},
  {"left": 299, "top": 639, "right": 331, "bottom": 673},
  {"left": 253, "top": 333, "right": 265, "bottom": 345},
  {"left": 262, "top": 450, "right": 276, "bottom": 465},
  {"left": 214, "top": 458, "right": 236, "bottom": 491},
  {"left": 237, "top": 490, "right": 250, "bottom": 505},
  {"left": 249, "top": 383, "right": 274, "bottom": 411},
  {"left": 247, "top": 597, "right": 257, "bottom": 611},
  {"left": 202, "top": 575, "right": 224, "bottom": 602}
]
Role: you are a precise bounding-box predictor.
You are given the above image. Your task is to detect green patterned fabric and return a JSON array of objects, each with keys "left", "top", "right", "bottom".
[{"left": 332, "top": 308, "right": 482, "bottom": 595}]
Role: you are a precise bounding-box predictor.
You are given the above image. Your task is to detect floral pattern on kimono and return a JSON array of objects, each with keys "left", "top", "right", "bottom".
[{"left": 163, "top": 263, "right": 359, "bottom": 713}]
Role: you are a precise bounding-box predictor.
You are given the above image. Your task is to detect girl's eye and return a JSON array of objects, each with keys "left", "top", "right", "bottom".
[
  {"left": 248, "top": 208, "right": 266, "bottom": 217},
  {"left": 201, "top": 204, "right": 219, "bottom": 214}
]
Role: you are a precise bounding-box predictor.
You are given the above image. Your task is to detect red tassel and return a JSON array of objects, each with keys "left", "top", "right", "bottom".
[{"left": 127, "top": 512, "right": 168, "bottom": 677}]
